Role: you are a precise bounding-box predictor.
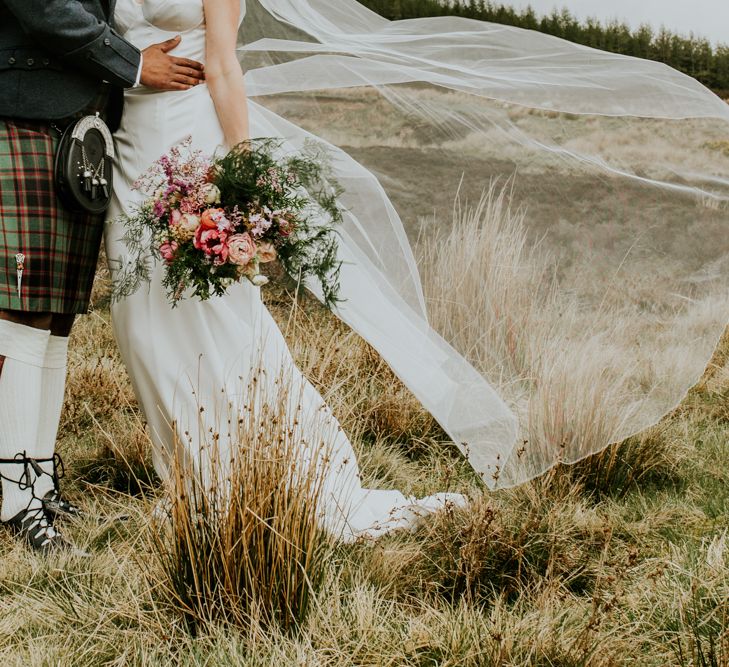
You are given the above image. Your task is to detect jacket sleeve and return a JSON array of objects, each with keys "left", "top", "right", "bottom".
[{"left": 3, "top": 0, "right": 141, "bottom": 88}]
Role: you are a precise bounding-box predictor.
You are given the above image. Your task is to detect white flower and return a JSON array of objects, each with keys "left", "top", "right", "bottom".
[
  {"left": 249, "top": 212, "right": 272, "bottom": 237},
  {"left": 250, "top": 274, "right": 269, "bottom": 287},
  {"left": 180, "top": 213, "right": 200, "bottom": 233},
  {"left": 202, "top": 183, "right": 221, "bottom": 205},
  {"left": 175, "top": 213, "right": 200, "bottom": 240}
]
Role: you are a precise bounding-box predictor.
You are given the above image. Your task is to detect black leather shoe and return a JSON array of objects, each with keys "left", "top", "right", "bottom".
[
  {"left": 42, "top": 489, "right": 83, "bottom": 520},
  {"left": 5, "top": 505, "right": 89, "bottom": 556}
]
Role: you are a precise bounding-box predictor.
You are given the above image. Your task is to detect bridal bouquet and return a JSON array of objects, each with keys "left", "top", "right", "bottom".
[{"left": 113, "top": 137, "right": 344, "bottom": 307}]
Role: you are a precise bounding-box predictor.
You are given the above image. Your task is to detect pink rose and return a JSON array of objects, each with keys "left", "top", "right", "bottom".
[
  {"left": 159, "top": 240, "right": 179, "bottom": 263},
  {"left": 227, "top": 233, "right": 256, "bottom": 267},
  {"left": 194, "top": 228, "right": 229, "bottom": 263},
  {"left": 257, "top": 241, "right": 277, "bottom": 263},
  {"left": 170, "top": 209, "right": 183, "bottom": 226}
]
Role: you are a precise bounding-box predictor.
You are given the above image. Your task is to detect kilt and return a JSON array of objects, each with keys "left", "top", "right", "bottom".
[{"left": 0, "top": 90, "right": 109, "bottom": 314}]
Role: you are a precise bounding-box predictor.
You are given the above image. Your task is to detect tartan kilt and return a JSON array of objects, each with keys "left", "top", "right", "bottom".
[{"left": 0, "top": 94, "right": 109, "bottom": 315}]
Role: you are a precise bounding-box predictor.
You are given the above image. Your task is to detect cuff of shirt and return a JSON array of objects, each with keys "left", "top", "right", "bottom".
[{"left": 134, "top": 54, "right": 143, "bottom": 87}]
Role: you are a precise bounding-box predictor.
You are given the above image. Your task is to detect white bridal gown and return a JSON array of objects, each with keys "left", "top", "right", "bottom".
[{"left": 105, "top": 0, "right": 469, "bottom": 541}]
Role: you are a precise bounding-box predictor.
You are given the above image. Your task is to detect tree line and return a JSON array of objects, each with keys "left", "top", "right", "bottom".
[{"left": 358, "top": 0, "right": 729, "bottom": 97}]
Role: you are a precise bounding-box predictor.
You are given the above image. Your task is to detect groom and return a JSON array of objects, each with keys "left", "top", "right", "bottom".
[{"left": 0, "top": 0, "right": 205, "bottom": 553}]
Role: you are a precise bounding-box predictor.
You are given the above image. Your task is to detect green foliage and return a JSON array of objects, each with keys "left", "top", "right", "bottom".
[
  {"left": 358, "top": 0, "right": 729, "bottom": 96},
  {"left": 249, "top": 139, "right": 345, "bottom": 310},
  {"left": 110, "top": 200, "right": 155, "bottom": 302}
]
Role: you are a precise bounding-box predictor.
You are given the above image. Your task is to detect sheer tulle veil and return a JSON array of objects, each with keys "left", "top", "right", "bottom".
[{"left": 236, "top": 0, "right": 729, "bottom": 488}]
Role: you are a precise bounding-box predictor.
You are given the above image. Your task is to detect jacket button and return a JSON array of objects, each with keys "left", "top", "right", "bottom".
[
  {"left": 8, "top": 57, "right": 16, "bottom": 65},
  {"left": 26, "top": 58, "right": 34, "bottom": 66},
  {"left": 104, "top": 38, "right": 111, "bottom": 46},
  {"left": 43, "top": 58, "right": 50, "bottom": 66}
]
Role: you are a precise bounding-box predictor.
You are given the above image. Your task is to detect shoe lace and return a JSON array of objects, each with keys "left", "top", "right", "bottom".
[
  {"left": 0, "top": 451, "right": 64, "bottom": 492},
  {"left": 0, "top": 452, "right": 65, "bottom": 545}
]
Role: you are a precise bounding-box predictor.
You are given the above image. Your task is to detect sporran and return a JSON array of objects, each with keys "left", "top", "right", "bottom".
[{"left": 54, "top": 112, "right": 114, "bottom": 214}]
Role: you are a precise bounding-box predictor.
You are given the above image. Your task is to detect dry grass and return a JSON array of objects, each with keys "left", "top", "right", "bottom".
[
  {"left": 419, "top": 180, "right": 550, "bottom": 382},
  {"left": 419, "top": 183, "right": 728, "bottom": 490},
  {"left": 150, "top": 364, "right": 333, "bottom": 634},
  {"left": 0, "top": 255, "right": 726, "bottom": 665}
]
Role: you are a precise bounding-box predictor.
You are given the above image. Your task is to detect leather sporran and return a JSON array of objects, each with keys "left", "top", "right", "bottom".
[{"left": 54, "top": 113, "right": 114, "bottom": 214}]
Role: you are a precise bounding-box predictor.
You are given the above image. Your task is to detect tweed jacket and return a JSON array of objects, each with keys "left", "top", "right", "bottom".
[{"left": 0, "top": 0, "right": 141, "bottom": 130}]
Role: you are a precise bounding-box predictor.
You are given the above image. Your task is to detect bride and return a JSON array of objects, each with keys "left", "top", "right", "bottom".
[
  {"left": 105, "top": 0, "right": 474, "bottom": 541},
  {"left": 107, "top": 0, "right": 729, "bottom": 540}
]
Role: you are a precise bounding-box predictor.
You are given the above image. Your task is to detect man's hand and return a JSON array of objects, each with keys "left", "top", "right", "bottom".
[{"left": 140, "top": 36, "right": 205, "bottom": 90}]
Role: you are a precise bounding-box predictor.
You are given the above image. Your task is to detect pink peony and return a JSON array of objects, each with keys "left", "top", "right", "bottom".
[
  {"left": 194, "top": 227, "right": 229, "bottom": 263},
  {"left": 159, "top": 240, "right": 179, "bottom": 263},
  {"left": 227, "top": 233, "right": 257, "bottom": 266}
]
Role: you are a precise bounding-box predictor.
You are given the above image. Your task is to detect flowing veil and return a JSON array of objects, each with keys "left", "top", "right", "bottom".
[{"left": 235, "top": 0, "right": 729, "bottom": 488}]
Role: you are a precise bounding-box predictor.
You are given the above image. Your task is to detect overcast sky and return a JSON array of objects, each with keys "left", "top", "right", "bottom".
[{"left": 502, "top": 0, "right": 729, "bottom": 46}]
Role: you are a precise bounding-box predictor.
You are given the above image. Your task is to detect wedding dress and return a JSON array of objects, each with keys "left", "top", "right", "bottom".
[
  {"left": 108, "top": 0, "right": 729, "bottom": 527},
  {"left": 106, "top": 0, "right": 472, "bottom": 542}
]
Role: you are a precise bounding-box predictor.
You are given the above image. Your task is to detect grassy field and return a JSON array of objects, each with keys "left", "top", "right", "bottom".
[
  {"left": 1, "top": 89, "right": 728, "bottom": 665},
  {"left": 0, "top": 261, "right": 726, "bottom": 665}
]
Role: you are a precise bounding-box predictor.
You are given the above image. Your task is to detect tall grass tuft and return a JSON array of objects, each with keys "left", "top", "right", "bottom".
[
  {"left": 419, "top": 180, "right": 551, "bottom": 381},
  {"left": 419, "top": 182, "right": 692, "bottom": 492},
  {"left": 150, "top": 365, "right": 333, "bottom": 634}
]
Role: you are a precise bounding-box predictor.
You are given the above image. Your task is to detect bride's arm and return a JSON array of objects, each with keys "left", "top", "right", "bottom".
[{"left": 203, "top": 0, "right": 250, "bottom": 148}]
